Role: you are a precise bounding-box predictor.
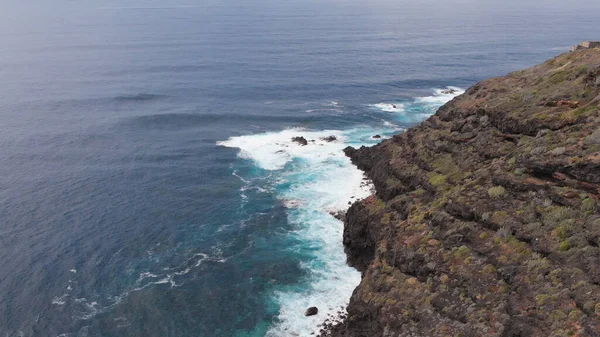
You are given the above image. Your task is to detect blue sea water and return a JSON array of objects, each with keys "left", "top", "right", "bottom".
[{"left": 1, "top": 0, "right": 600, "bottom": 336}]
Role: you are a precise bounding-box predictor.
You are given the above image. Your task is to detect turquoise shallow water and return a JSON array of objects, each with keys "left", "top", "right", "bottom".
[{"left": 1, "top": 1, "right": 600, "bottom": 336}]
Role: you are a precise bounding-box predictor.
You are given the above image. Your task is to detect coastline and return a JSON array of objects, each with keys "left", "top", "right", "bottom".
[{"left": 318, "top": 49, "right": 600, "bottom": 337}]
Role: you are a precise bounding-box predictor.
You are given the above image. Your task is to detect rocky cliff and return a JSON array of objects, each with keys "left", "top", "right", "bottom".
[{"left": 326, "top": 49, "right": 600, "bottom": 337}]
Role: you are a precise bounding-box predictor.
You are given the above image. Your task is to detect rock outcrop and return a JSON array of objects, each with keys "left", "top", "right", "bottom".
[
  {"left": 306, "top": 307, "right": 319, "bottom": 317},
  {"left": 322, "top": 135, "right": 338, "bottom": 142},
  {"left": 292, "top": 136, "right": 309, "bottom": 146},
  {"left": 323, "top": 49, "right": 600, "bottom": 336}
]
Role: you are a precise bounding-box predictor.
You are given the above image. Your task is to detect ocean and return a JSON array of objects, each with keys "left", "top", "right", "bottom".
[{"left": 1, "top": 0, "right": 599, "bottom": 336}]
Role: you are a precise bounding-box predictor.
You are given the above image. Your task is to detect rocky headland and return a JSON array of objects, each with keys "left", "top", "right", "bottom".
[{"left": 322, "top": 49, "right": 600, "bottom": 336}]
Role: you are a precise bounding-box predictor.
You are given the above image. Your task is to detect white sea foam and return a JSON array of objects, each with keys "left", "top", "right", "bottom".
[
  {"left": 266, "top": 166, "right": 371, "bottom": 336},
  {"left": 369, "top": 102, "right": 405, "bottom": 113},
  {"left": 370, "top": 87, "right": 464, "bottom": 117},
  {"left": 218, "top": 128, "right": 350, "bottom": 171},
  {"left": 219, "top": 127, "right": 385, "bottom": 336},
  {"left": 415, "top": 86, "right": 465, "bottom": 105},
  {"left": 52, "top": 295, "right": 68, "bottom": 306}
]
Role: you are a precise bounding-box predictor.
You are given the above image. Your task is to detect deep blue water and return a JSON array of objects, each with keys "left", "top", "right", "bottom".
[{"left": 1, "top": 1, "right": 600, "bottom": 336}]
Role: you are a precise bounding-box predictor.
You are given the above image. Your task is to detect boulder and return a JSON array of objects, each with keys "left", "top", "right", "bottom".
[
  {"left": 372, "top": 134, "right": 381, "bottom": 139},
  {"left": 305, "top": 306, "right": 319, "bottom": 316},
  {"left": 291, "top": 136, "right": 308, "bottom": 146}
]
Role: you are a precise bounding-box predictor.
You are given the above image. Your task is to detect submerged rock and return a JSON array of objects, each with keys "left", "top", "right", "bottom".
[
  {"left": 320, "top": 135, "right": 337, "bottom": 142},
  {"left": 305, "top": 307, "right": 318, "bottom": 316}
]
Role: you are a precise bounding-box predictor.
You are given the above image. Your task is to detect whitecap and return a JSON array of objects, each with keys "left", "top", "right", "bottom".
[
  {"left": 52, "top": 295, "right": 68, "bottom": 306},
  {"left": 414, "top": 86, "right": 464, "bottom": 105},
  {"left": 369, "top": 102, "right": 405, "bottom": 113},
  {"left": 138, "top": 272, "right": 159, "bottom": 281},
  {"left": 218, "top": 128, "right": 349, "bottom": 171}
]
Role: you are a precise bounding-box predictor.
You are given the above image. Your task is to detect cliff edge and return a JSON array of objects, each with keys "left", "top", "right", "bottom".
[{"left": 326, "top": 49, "right": 600, "bottom": 337}]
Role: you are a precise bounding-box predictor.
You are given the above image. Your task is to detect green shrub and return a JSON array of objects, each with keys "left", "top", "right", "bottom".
[
  {"left": 482, "top": 264, "right": 497, "bottom": 275},
  {"left": 429, "top": 173, "right": 447, "bottom": 187},
  {"left": 488, "top": 186, "right": 506, "bottom": 199},
  {"left": 549, "top": 309, "right": 567, "bottom": 321},
  {"left": 526, "top": 254, "right": 550, "bottom": 272},
  {"left": 581, "top": 198, "right": 596, "bottom": 212},
  {"left": 544, "top": 206, "right": 575, "bottom": 225},
  {"left": 559, "top": 240, "right": 571, "bottom": 251},
  {"left": 554, "top": 225, "right": 568, "bottom": 240},
  {"left": 568, "top": 309, "right": 585, "bottom": 322},
  {"left": 453, "top": 245, "right": 470, "bottom": 259}
]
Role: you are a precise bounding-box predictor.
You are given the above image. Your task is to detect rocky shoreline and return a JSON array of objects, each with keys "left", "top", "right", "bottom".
[{"left": 320, "top": 49, "right": 600, "bottom": 336}]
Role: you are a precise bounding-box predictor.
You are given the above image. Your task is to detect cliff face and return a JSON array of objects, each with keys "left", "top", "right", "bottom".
[{"left": 329, "top": 50, "right": 600, "bottom": 337}]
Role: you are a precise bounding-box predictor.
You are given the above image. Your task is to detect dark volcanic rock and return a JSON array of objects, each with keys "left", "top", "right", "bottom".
[
  {"left": 292, "top": 136, "right": 308, "bottom": 146},
  {"left": 330, "top": 210, "right": 346, "bottom": 222},
  {"left": 305, "top": 307, "right": 319, "bottom": 316},
  {"left": 441, "top": 88, "right": 457, "bottom": 94},
  {"left": 320, "top": 49, "right": 600, "bottom": 337},
  {"left": 372, "top": 134, "right": 381, "bottom": 139},
  {"left": 321, "top": 135, "right": 337, "bottom": 142}
]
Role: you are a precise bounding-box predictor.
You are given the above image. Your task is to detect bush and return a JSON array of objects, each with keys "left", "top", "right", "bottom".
[
  {"left": 453, "top": 245, "right": 470, "bottom": 259},
  {"left": 482, "top": 264, "right": 497, "bottom": 275},
  {"left": 429, "top": 173, "right": 447, "bottom": 187},
  {"left": 488, "top": 186, "right": 506, "bottom": 198},
  {"left": 559, "top": 240, "right": 571, "bottom": 251},
  {"left": 544, "top": 206, "right": 575, "bottom": 226},
  {"left": 581, "top": 198, "right": 596, "bottom": 212},
  {"left": 568, "top": 309, "right": 585, "bottom": 322}
]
